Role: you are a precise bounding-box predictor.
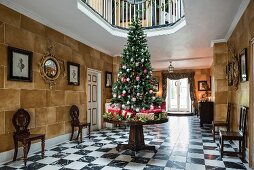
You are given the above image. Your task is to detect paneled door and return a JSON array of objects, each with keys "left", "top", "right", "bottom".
[{"left": 87, "top": 71, "right": 99, "bottom": 130}]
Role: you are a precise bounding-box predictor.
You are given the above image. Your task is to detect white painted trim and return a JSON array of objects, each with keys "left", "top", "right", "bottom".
[
  {"left": 0, "top": 0, "right": 113, "bottom": 56},
  {"left": 224, "top": 0, "right": 250, "bottom": 40},
  {"left": 211, "top": 0, "right": 250, "bottom": 47},
  {"left": 0, "top": 130, "right": 89, "bottom": 164},
  {"left": 210, "top": 39, "right": 227, "bottom": 47},
  {"left": 87, "top": 68, "right": 102, "bottom": 130}
]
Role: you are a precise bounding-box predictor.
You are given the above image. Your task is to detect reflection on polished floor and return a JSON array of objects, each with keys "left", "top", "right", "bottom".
[{"left": 0, "top": 116, "right": 249, "bottom": 170}]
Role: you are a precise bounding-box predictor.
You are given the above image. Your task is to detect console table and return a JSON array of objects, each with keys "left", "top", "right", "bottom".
[
  {"left": 199, "top": 101, "right": 214, "bottom": 127},
  {"left": 104, "top": 119, "right": 168, "bottom": 153}
]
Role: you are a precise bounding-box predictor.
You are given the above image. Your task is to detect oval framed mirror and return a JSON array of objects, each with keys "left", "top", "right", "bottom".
[{"left": 40, "top": 54, "right": 61, "bottom": 88}]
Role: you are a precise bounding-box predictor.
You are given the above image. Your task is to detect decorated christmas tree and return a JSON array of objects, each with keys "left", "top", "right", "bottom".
[{"left": 111, "top": 17, "right": 162, "bottom": 113}]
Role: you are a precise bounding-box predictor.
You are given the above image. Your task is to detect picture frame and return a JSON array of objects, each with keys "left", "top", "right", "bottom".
[
  {"left": 153, "top": 76, "right": 159, "bottom": 91},
  {"left": 239, "top": 48, "right": 248, "bottom": 82},
  {"left": 105, "top": 71, "right": 112, "bottom": 88},
  {"left": 67, "top": 62, "right": 80, "bottom": 86},
  {"left": 198, "top": 81, "right": 207, "bottom": 91},
  {"left": 7, "top": 46, "right": 33, "bottom": 82}
]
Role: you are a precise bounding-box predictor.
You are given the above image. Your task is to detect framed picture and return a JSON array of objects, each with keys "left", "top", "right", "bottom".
[
  {"left": 153, "top": 76, "right": 159, "bottom": 91},
  {"left": 239, "top": 48, "right": 248, "bottom": 82},
  {"left": 67, "top": 62, "right": 80, "bottom": 86},
  {"left": 198, "top": 81, "right": 207, "bottom": 91},
  {"left": 8, "top": 46, "right": 33, "bottom": 82},
  {"left": 105, "top": 71, "right": 112, "bottom": 88}
]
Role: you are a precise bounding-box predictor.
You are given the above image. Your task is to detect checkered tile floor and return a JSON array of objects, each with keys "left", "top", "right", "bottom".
[{"left": 0, "top": 116, "right": 250, "bottom": 170}]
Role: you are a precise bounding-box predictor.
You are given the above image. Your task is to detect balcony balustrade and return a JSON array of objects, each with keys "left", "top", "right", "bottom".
[{"left": 82, "top": 0, "right": 184, "bottom": 29}]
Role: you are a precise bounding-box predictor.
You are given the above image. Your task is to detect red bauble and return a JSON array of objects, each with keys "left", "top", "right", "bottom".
[
  {"left": 121, "top": 77, "right": 126, "bottom": 83},
  {"left": 136, "top": 76, "right": 140, "bottom": 81},
  {"left": 121, "top": 93, "right": 125, "bottom": 97},
  {"left": 144, "top": 69, "right": 148, "bottom": 73},
  {"left": 149, "top": 89, "right": 153, "bottom": 94}
]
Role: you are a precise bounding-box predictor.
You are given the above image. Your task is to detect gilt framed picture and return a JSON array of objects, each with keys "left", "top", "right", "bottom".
[
  {"left": 7, "top": 46, "right": 33, "bottom": 82},
  {"left": 198, "top": 81, "right": 207, "bottom": 91},
  {"left": 67, "top": 62, "right": 80, "bottom": 86},
  {"left": 105, "top": 71, "right": 112, "bottom": 88},
  {"left": 239, "top": 48, "right": 248, "bottom": 82}
]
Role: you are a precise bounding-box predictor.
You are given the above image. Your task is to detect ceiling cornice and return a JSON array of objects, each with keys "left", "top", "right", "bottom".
[
  {"left": 210, "top": 0, "right": 250, "bottom": 47},
  {"left": 0, "top": 0, "right": 114, "bottom": 56},
  {"left": 224, "top": 0, "right": 250, "bottom": 40}
]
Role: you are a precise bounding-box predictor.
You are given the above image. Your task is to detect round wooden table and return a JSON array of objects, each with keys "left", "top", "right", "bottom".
[{"left": 104, "top": 118, "right": 168, "bottom": 153}]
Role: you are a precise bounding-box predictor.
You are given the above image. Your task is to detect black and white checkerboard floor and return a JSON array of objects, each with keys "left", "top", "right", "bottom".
[{"left": 0, "top": 116, "right": 251, "bottom": 170}]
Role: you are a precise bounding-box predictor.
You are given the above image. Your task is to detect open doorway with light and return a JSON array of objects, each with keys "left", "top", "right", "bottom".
[{"left": 166, "top": 78, "right": 191, "bottom": 113}]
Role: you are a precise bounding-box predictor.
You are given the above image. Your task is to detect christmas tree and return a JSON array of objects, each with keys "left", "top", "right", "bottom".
[{"left": 111, "top": 17, "right": 161, "bottom": 113}]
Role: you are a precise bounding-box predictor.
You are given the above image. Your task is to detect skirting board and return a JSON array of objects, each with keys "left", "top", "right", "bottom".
[{"left": 0, "top": 129, "right": 89, "bottom": 164}]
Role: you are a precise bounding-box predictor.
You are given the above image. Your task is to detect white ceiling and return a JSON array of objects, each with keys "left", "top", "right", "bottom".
[{"left": 1, "top": 0, "right": 248, "bottom": 70}]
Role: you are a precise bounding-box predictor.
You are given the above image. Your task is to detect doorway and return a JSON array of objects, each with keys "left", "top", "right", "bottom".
[
  {"left": 87, "top": 68, "right": 102, "bottom": 131},
  {"left": 167, "top": 78, "right": 191, "bottom": 112}
]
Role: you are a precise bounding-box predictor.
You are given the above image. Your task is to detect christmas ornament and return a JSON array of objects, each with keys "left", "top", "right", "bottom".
[
  {"left": 132, "top": 98, "right": 136, "bottom": 102},
  {"left": 144, "top": 69, "right": 148, "bottom": 73},
  {"left": 122, "top": 65, "right": 126, "bottom": 69},
  {"left": 149, "top": 89, "right": 153, "bottom": 94},
  {"left": 127, "top": 101, "right": 130, "bottom": 105},
  {"left": 136, "top": 108, "right": 140, "bottom": 112},
  {"left": 127, "top": 78, "right": 130, "bottom": 81},
  {"left": 136, "top": 76, "right": 140, "bottom": 81},
  {"left": 121, "top": 77, "right": 126, "bottom": 83},
  {"left": 152, "top": 96, "right": 156, "bottom": 100},
  {"left": 123, "top": 90, "right": 126, "bottom": 94},
  {"left": 113, "top": 94, "right": 116, "bottom": 98},
  {"left": 122, "top": 104, "right": 125, "bottom": 109}
]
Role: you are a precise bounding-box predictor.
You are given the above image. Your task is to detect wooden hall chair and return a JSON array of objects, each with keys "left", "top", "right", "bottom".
[
  {"left": 70, "top": 105, "right": 91, "bottom": 143},
  {"left": 212, "top": 103, "right": 232, "bottom": 141},
  {"left": 219, "top": 106, "right": 247, "bottom": 160},
  {"left": 12, "top": 108, "right": 45, "bottom": 166}
]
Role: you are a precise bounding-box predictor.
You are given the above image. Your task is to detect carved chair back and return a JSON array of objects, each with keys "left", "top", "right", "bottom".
[
  {"left": 70, "top": 105, "right": 80, "bottom": 125},
  {"left": 239, "top": 106, "right": 247, "bottom": 136},
  {"left": 12, "top": 108, "right": 30, "bottom": 136}
]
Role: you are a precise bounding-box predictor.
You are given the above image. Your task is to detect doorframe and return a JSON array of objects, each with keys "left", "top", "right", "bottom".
[
  {"left": 166, "top": 78, "right": 191, "bottom": 112},
  {"left": 250, "top": 38, "right": 254, "bottom": 167},
  {"left": 87, "top": 68, "right": 102, "bottom": 130}
]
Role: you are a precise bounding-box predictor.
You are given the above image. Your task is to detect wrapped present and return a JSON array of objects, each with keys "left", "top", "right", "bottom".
[
  {"left": 141, "top": 109, "right": 162, "bottom": 113},
  {"left": 122, "top": 109, "right": 135, "bottom": 119},
  {"left": 136, "top": 112, "right": 154, "bottom": 120},
  {"left": 108, "top": 108, "right": 121, "bottom": 114}
]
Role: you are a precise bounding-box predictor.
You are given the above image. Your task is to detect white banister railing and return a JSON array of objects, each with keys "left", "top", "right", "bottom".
[{"left": 82, "top": 0, "right": 184, "bottom": 29}]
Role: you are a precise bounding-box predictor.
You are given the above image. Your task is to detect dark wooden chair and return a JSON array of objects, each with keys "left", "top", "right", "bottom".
[
  {"left": 70, "top": 105, "right": 91, "bottom": 143},
  {"left": 219, "top": 106, "right": 247, "bottom": 160},
  {"left": 212, "top": 103, "right": 232, "bottom": 141},
  {"left": 12, "top": 108, "right": 45, "bottom": 166}
]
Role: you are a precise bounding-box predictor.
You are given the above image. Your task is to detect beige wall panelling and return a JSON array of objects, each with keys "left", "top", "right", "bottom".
[{"left": 0, "top": 4, "right": 113, "bottom": 154}]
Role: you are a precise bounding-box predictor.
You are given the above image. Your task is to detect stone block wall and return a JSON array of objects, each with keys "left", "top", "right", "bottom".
[
  {"left": 0, "top": 4, "right": 113, "bottom": 153},
  {"left": 211, "top": 42, "right": 229, "bottom": 121},
  {"left": 211, "top": 0, "right": 254, "bottom": 165}
]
